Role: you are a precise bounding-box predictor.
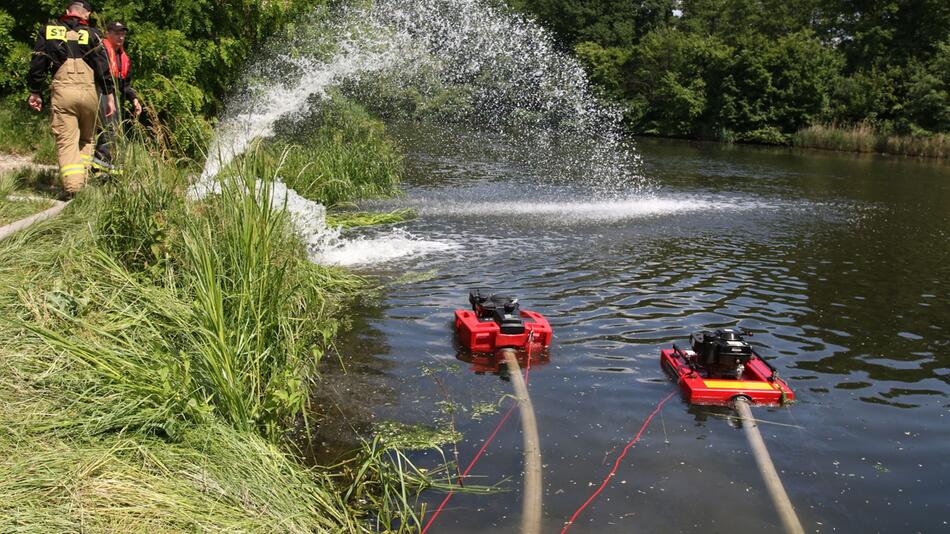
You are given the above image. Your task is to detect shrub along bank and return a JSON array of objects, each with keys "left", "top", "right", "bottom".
[{"left": 0, "top": 100, "right": 446, "bottom": 530}]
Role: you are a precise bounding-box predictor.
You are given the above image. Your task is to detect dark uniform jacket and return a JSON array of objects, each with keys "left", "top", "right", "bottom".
[{"left": 28, "top": 15, "right": 115, "bottom": 96}]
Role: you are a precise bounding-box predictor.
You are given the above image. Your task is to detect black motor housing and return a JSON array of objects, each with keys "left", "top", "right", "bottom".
[
  {"left": 690, "top": 328, "right": 753, "bottom": 379},
  {"left": 469, "top": 289, "right": 526, "bottom": 335}
]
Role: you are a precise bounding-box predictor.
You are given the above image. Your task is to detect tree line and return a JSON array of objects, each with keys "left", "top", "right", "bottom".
[
  {"left": 509, "top": 0, "right": 950, "bottom": 143},
  {"left": 2, "top": 1, "right": 947, "bottom": 148}
]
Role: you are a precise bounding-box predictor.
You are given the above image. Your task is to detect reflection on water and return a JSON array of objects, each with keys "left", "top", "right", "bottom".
[{"left": 321, "top": 134, "right": 950, "bottom": 533}]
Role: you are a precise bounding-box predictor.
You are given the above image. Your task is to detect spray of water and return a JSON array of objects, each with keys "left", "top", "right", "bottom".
[{"left": 197, "top": 0, "right": 648, "bottom": 265}]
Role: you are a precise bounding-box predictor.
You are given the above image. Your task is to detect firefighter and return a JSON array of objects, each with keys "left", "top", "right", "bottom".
[
  {"left": 94, "top": 20, "right": 142, "bottom": 168},
  {"left": 27, "top": 1, "right": 115, "bottom": 196}
]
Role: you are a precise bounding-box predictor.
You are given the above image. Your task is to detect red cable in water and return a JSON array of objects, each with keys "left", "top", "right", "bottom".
[
  {"left": 421, "top": 333, "right": 536, "bottom": 534},
  {"left": 560, "top": 390, "right": 677, "bottom": 534}
]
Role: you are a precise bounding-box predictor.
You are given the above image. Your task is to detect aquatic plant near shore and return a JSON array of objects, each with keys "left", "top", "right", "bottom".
[{"left": 792, "top": 122, "right": 949, "bottom": 158}]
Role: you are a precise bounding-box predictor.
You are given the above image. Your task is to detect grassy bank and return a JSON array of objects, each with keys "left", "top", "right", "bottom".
[
  {"left": 0, "top": 102, "right": 57, "bottom": 164},
  {"left": 0, "top": 100, "right": 447, "bottom": 531},
  {"left": 792, "top": 123, "right": 950, "bottom": 159},
  {"left": 0, "top": 167, "right": 57, "bottom": 226}
]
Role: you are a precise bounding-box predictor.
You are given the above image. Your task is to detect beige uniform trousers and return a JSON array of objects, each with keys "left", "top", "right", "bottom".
[{"left": 50, "top": 50, "right": 99, "bottom": 193}]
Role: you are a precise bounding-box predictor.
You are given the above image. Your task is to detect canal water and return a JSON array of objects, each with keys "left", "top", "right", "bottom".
[{"left": 324, "top": 133, "right": 949, "bottom": 533}]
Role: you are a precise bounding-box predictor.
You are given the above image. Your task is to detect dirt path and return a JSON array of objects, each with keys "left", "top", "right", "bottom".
[
  {"left": 0, "top": 153, "right": 55, "bottom": 176},
  {"left": 0, "top": 153, "right": 35, "bottom": 175}
]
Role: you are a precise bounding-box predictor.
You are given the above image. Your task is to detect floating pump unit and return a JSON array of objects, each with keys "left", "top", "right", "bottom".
[
  {"left": 662, "top": 328, "right": 795, "bottom": 406},
  {"left": 455, "top": 289, "right": 552, "bottom": 356}
]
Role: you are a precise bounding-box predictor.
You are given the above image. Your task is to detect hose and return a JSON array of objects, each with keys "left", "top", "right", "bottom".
[
  {"left": 0, "top": 198, "right": 69, "bottom": 242},
  {"left": 734, "top": 397, "right": 805, "bottom": 534},
  {"left": 500, "top": 348, "right": 542, "bottom": 534}
]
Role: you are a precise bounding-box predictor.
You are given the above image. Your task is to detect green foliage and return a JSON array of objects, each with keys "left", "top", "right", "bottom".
[
  {"left": 0, "top": 10, "right": 33, "bottom": 99},
  {"left": 0, "top": 1, "right": 331, "bottom": 159},
  {"left": 627, "top": 28, "right": 728, "bottom": 137},
  {"left": 509, "top": 0, "right": 675, "bottom": 47},
  {"left": 263, "top": 98, "right": 403, "bottom": 207},
  {"left": 573, "top": 41, "right": 630, "bottom": 98},
  {"left": 514, "top": 0, "right": 950, "bottom": 144}
]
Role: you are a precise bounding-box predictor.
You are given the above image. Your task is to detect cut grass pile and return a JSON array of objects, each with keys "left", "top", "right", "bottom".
[{"left": 0, "top": 108, "right": 451, "bottom": 530}]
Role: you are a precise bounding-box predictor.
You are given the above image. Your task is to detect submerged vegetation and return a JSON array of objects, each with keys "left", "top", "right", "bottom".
[{"left": 327, "top": 209, "right": 416, "bottom": 229}]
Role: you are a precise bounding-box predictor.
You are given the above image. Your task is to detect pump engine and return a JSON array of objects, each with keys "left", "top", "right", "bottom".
[
  {"left": 689, "top": 328, "right": 753, "bottom": 379},
  {"left": 455, "top": 289, "right": 552, "bottom": 354},
  {"left": 469, "top": 289, "right": 525, "bottom": 335}
]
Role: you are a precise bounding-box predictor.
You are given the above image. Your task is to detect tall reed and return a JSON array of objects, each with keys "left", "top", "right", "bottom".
[{"left": 793, "top": 122, "right": 950, "bottom": 158}]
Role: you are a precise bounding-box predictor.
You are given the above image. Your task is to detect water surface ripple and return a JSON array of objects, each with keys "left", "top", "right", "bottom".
[{"left": 328, "top": 136, "right": 950, "bottom": 533}]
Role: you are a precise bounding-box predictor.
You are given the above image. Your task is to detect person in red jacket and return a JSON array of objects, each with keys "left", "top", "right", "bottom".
[
  {"left": 28, "top": 1, "right": 115, "bottom": 195},
  {"left": 94, "top": 20, "right": 142, "bottom": 168}
]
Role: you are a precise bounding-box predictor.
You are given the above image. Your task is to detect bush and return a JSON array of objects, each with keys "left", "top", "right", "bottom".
[{"left": 263, "top": 98, "right": 403, "bottom": 207}]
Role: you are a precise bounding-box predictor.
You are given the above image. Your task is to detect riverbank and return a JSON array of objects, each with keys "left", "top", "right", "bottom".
[
  {"left": 0, "top": 101, "right": 445, "bottom": 530},
  {"left": 635, "top": 125, "right": 950, "bottom": 160},
  {"left": 791, "top": 123, "right": 949, "bottom": 159}
]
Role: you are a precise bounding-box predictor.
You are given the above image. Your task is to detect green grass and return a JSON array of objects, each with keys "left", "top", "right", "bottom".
[
  {"left": 0, "top": 168, "right": 58, "bottom": 226},
  {"left": 258, "top": 98, "right": 404, "bottom": 207},
  {"left": 0, "top": 101, "right": 57, "bottom": 164},
  {"left": 0, "top": 131, "right": 445, "bottom": 530},
  {"left": 0, "top": 197, "right": 52, "bottom": 226},
  {"left": 327, "top": 208, "right": 416, "bottom": 228},
  {"left": 792, "top": 123, "right": 950, "bottom": 158}
]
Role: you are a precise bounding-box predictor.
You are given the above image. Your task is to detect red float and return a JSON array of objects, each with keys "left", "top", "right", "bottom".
[
  {"left": 661, "top": 329, "right": 795, "bottom": 406},
  {"left": 455, "top": 289, "right": 552, "bottom": 356}
]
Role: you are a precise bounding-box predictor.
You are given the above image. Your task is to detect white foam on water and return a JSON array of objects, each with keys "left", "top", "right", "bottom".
[
  {"left": 413, "top": 196, "right": 769, "bottom": 224},
  {"left": 187, "top": 178, "right": 453, "bottom": 267},
  {"left": 310, "top": 228, "right": 459, "bottom": 267},
  {"left": 263, "top": 182, "right": 455, "bottom": 267}
]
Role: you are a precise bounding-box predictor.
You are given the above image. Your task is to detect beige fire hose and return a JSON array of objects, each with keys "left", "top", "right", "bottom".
[
  {"left": 500, "top": 348, "right": 542, "bottom": 534},
  {"left": 0, "top": 197, "right": 69, "bottom": 242},
  {"left": 734, "top": 397, "right": 805, "bottom": 534}
]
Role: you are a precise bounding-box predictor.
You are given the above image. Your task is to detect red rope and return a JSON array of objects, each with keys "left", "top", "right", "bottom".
[
  {"left": 560, "top": 390, "right": 677, "bottom": 534},
  {"left": 421, "top": 335, "right": 536, "bottom": 533}
]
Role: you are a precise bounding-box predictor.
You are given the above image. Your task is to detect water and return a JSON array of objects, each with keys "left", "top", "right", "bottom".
[
  {"left": 323, "top": 134, "right": 950, "bottom": 533},
  {"left": 198, "top": 0, "right": 949, "bottom": 530},
  {"left": 197, "top": 0, "right": 642, "bottom": 267}
]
